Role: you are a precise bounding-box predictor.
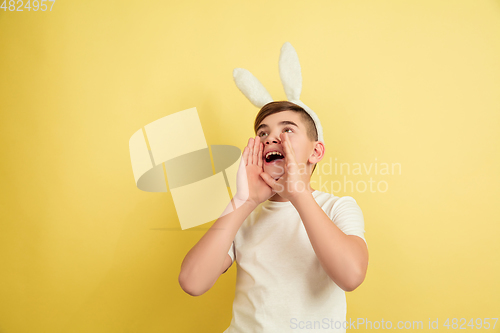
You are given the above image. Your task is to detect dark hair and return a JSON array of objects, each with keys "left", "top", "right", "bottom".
[{"left": 254, "top": 101, "right": 319, "bottom": 175}]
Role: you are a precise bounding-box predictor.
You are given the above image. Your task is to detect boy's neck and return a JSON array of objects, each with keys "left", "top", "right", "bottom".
[{"left": 268, "top": 186, "right": 315, "bottom": 202}]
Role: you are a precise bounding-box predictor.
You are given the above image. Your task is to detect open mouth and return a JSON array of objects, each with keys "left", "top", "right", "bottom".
[{"left": 264, "top": 151, "right": 285, "bottom": 164}]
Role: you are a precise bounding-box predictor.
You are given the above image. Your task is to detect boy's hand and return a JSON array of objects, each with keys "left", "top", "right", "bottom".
[
  {"left": 260, "top": 132, "right": 312, "bottom": 202},
  {"left": 234, "top": 136, "right": 276, "bottom": 206}
]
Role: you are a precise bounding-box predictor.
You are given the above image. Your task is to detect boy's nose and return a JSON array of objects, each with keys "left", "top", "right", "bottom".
[{"left": 264, "top": 134, "right": 281, "bottom": 145}]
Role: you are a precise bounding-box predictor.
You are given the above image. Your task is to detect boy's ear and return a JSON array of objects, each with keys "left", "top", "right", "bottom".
[{"left": 309, "top": 141, "right": 325, "bottom": 164}]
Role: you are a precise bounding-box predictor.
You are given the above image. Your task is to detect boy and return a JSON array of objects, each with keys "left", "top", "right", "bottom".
[{"left": 179, "top": 101, "right": 368, "bottom": 332}]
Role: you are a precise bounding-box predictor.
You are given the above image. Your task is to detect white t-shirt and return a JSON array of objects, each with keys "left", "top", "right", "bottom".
[{"left": 223, "top": 190, "right": 367, "bottom": 333}]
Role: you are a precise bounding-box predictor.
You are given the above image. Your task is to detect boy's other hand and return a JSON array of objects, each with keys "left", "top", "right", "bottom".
[
  {"left": 234, "top": 136, "right": 276, "bottom": 206},
  {"left": 260, "top": 132, "right": 312, "bottom": 202}
]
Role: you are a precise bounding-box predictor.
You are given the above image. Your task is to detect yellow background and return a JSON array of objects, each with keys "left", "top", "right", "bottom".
[{"left": 1, "top": 0, "right": 499, "bottom": 332}]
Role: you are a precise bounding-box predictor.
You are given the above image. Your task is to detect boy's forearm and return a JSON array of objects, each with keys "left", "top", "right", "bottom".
[
  {"left": 291, "top": 193, "right": 368, "bottom": 292},
  {"left": 178, "top": 198, "right": 256, "bottom": 296}
]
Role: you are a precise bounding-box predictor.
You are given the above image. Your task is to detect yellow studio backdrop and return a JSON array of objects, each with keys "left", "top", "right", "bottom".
[{"left": 1, "top": 0, "right": 499, "bottom": 332}]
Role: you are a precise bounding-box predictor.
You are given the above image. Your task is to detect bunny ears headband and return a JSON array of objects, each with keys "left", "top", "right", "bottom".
[{"left": 233, "top": 42, "right": 324, "bottom": 143}]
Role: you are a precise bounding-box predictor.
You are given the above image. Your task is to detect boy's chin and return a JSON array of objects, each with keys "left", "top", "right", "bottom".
[{"left": 263, "top": 164, "right": 285, "bottom": 180}]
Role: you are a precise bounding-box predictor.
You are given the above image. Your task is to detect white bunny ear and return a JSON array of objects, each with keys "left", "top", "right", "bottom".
[
  {"left": 233, "top": 68, "right": 274, "bottom": 108},
  {"left": 279, "top": 42, "right": 302, "bottom": 101},
  {"left": 291, "top": 100, "right": 324, "bottom": 143}
]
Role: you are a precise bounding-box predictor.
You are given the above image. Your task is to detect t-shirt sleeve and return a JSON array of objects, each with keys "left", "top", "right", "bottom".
[
  {"left": 227, "top": 240, "right": 235, "bottom": 263},
  {"left": 329, "top": 196, "right": 367, "bottom": 248}
]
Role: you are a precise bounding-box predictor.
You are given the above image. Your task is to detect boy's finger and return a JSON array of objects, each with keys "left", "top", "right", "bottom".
[
  {"left": 248, "top": 137, "right": 255, "bottom": 164},
  {"left": 252, "top": 136, "right": 260, "bottom": 165},
  {"left": 281, "top": 132, "right": 296, "bottom": 163},
  {"left": 242, "top": 146, "right": 248, "bottom": 165},
  {"left": 259, "top": 172, "right": 276, "bottom": 189},
  {"left": 257, "top": 142, "right": 263, "bottom": 167},
  {"left": 282, "top": 133, "right": 300, "bottom": 176}
]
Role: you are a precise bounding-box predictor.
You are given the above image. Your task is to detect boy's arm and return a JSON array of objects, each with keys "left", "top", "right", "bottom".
[
  {"left": 179, "top": 135, "right": 271, "bottom": 296},
  {"left": 258, "top": 132, "right": 367, "bottom": 291},
  {"left": 178, "top": 198, "right": 256, "bottom": 297},
  {"left": 290, "top": 193, "right": 368, "bottom": 292}
]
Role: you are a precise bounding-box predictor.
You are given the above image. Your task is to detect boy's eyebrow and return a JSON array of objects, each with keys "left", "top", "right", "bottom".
[{"left": 256, "top": 121, "right": 299, "bottom": 133}]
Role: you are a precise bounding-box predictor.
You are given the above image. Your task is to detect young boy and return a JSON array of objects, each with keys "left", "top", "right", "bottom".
[{"left": 179, "top": 101, "right": 368, "bottom": 332}]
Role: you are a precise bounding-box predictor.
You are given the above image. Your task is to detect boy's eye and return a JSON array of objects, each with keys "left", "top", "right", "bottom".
[{"left": 257, "top": 128, "right": 292, "bottom": 137}]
